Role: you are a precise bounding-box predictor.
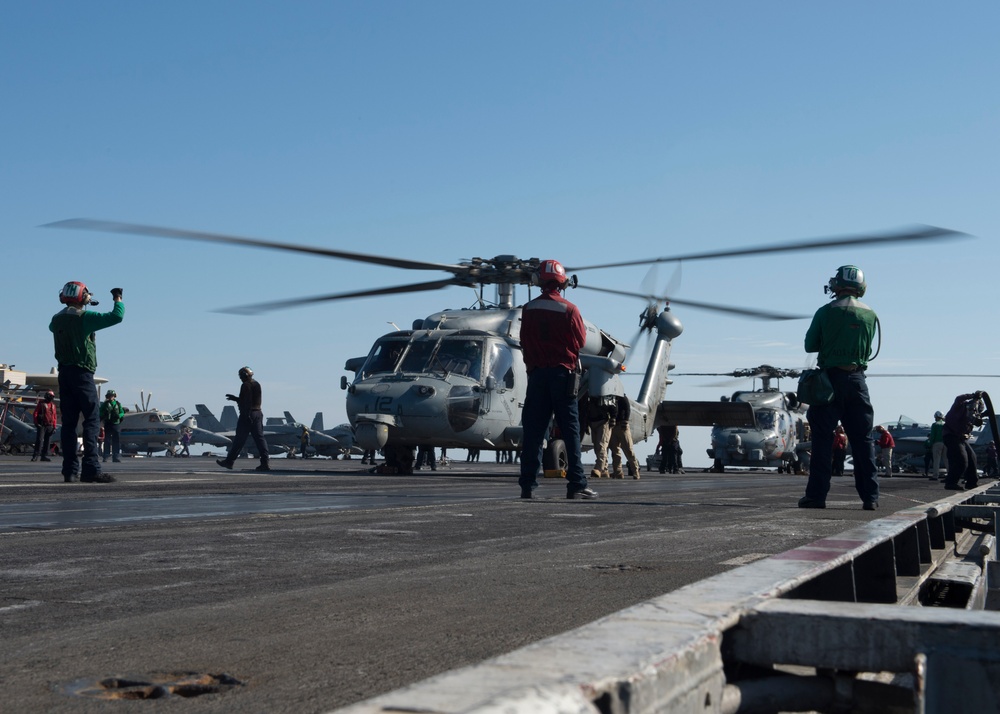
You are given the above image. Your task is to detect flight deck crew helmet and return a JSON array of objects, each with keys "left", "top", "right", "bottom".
[
  {"left": 825, "top": 265, "right": 866, "bottom": 298},
  {"left": 935, "top": 411, "right": 944, "bottom": 420},
  {"left": 59, "top": 281, "right": 93, "bottom": 305},
  {"left": 534, "top": 259, "right": 568, "bottom": 288},
  {"left": 106, "top": 390, "right": 117, "bottom": 399},
  {"left": 238, "top": 366, "right": 254, "bottom": 380},
  {"left": 44, "top": 391, "right": 54, "bottom": 401}
]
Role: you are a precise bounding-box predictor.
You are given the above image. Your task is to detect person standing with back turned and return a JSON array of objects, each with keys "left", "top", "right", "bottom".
[
  {"left": 50, "top": 281, "right": 124, "bottom": 483},
  {"left": 798, "top": 265, "right": 880, "bottom": 511},
  {"left": 518, "top": 259, "right": 596, "bottom": 500}
]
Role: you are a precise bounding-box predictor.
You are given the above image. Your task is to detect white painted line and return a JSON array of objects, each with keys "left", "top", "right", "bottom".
[{"left": 0, "top": 600, "right": 42, "bottom": 614}]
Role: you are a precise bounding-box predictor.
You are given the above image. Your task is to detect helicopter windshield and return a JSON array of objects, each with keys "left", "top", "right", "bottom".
[
  {"left": 399, "top": 337, "right": 485, "bottom": 380},
  {"left": 361, "top": 338, "right": 408, "bottom": 377},
  {"left": 434, "top": 338, "right": 483, "bottom": 379},
  {"left": 399, "top": 341, "right": 438, "bottom": 373},
  {"left": 755, "top": 410, "right": 776, "bottom": 430}
]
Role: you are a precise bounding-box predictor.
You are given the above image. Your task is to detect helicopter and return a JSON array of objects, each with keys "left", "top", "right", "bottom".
[
  {"left": 673, "top": 365, "right": 810, "bottom": 473},
  {"left": 43, "top": 219, "right": 968, "bottom": 474}
]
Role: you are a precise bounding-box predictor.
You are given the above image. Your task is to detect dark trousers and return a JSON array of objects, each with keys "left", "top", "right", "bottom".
[
  {"left": 57, "top": 365, "right": 101, "bottom": 479},
  {"left": 804, "top": 370, "right": 878, "bottom": 505},
  {"left": 415, "top": 445, "right": 436, "bottom": 470},
  {"left": 832, "top": 448, "right": 847, "bottom": 476},
  {"left": 33, "top": 425, "right": 54, "bottom": 459},
  {"left": 225, "top": 410, "right": 269, "bottom": 465},
  {"left": 102, "top": 421, "right": 121, "bottom": 460},
  {"left": 660, "top": 442, "right": 679, "bottom": 473},
  {"left": 519, "top": 367, "right": 586, "bottom": 495},
  {"left": 943, "top": 433, "right": 978, "bottom": 488}
]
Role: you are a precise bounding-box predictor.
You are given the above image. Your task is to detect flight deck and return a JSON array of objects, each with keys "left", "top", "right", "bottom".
[{"left": 0, "top": 456, "right": 973, "bottom": 713}]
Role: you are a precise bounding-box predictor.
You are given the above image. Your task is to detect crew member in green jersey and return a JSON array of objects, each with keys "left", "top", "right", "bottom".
[
  {"left": 50, "top": 281, "right": 124, "bottom": 483},
  {"left": 798, "top": 265, "right": 880, "bottom": 511},
  {"left": 100, "top": 389, "right": 126, "bottom": 463}
]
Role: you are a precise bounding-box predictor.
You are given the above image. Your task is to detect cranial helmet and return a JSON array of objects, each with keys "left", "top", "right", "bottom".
[
  {"left": 935, "top": 411, "right": 944, "bottom": 420},
  {"left": 59, "top": 281, "right": 92, "bottom": 305},
  {"left": 44, "top": 390, "right": 55, "bottom": 401},
  {"left": 106, "top": 389, "right": 117, "bottom": 398},
  {"left": 238, "top": 366, "right": 254, "bottom": 380},
  {"left": 825, "top": 265, "right": 866, "bottom": 298},
  {"left": 535, "top": 259, "right": 568, "bottom": 288}
]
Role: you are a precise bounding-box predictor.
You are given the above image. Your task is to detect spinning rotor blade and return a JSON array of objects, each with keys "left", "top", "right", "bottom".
[
  {"left": 671, "top": 371, "right": 756, "bottom": 388},
  {"left": 566, "top": 225, "right": 968, "bottom": 272},
  {"left": 576, "top": 284, "right": 807, "bottom": 321},
  {"left": 672, "top": 372, "right": 749, "bottom": 377},
  {"left": 44, "top": 219, "right": 466, "bottom": 275},
  {"left": 215, "top": 279, "right": 458, "bottom": 315}
]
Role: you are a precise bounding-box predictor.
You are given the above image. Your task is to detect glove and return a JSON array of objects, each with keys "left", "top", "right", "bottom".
[{"left": 111, "top": 287, "right": 123, "bottom": 299}]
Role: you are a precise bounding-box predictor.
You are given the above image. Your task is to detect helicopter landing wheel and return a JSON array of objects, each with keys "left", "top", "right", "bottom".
[{"left": 542, "top": 439, "right": 568, "bottom": 475}]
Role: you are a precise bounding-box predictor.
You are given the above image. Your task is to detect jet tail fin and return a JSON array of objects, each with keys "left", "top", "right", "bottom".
[
  {"left": 195, "top": 404, "right": 226, "bottom": 433},
  {"left": 311, "top": 412, "right": 324, "bottom": 431},
  {"left": 220, "top": 405, "right": 238, "bottom": 431}
]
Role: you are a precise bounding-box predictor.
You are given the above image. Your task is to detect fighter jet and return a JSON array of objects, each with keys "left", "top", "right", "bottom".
[
  {"left": 284, "top": 411, "right": 361, "bottom": 458},
  {"left": 195, "top": 404, "right": 339, "bottom": 457}
]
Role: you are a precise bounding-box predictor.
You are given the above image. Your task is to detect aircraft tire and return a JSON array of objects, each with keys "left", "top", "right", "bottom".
[{"left": 543, "top": 439, "right": 568, "bottom": 474}]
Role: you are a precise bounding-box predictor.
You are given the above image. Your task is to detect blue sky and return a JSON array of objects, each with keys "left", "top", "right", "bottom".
[{"left": 4, "top": 2, "right": 998, "bottom": 463}]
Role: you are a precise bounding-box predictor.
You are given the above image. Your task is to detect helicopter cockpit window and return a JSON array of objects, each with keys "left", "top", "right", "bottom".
[
  {"left": 362, "top": 339, "right": 407, "bottom": 376},
  {"left": 430, "top": 338, "right": 484, "bottom": 379},
  {"left": 487, "top": 341, "right": 515, "bottom": 389},
  {"left": 399, "top": 340, "right": 438, "bottom": 374},
  {"left": 755, "top": 411, "right": 775, "bottom": 430}
]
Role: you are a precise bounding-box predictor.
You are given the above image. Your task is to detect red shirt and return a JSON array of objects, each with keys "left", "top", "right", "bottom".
[
  {"left": 34, "top": 401, "right": 57, "bottom": 427},
  {"left": 877, "top": 430, "right": 895, "bottom": 449},
  {"left": 519, "top": 289, "right": 587, "bottom": 372},
  {"left": 833, "top": 432, "right": 847, "bottom": 450}
]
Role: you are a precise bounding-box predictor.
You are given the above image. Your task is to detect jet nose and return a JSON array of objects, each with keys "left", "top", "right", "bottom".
[{"left": 309, "top": 431, "right": 340, "bottom": 446}]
